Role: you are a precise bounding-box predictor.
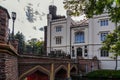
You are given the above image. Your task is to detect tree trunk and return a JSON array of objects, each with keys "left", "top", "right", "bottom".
[{"left": 115, "top": 55, "right": 118, "bottom": 70}]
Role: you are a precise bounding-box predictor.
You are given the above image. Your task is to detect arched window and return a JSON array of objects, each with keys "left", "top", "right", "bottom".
[{"left": 75, "top": 31, "right": 84, "bottom": 43}]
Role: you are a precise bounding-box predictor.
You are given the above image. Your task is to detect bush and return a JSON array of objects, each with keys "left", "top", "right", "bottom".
[{"left": 86, "top": 70, "right": 120, "bottom": 78}]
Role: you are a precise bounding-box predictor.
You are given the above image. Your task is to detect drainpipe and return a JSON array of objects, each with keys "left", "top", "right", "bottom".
[
  {"left": 70, "top": 27, "right": 72, "bottom": 59},
  {"left": 50, "top": 21, "right": 52, "bottom": 53}
]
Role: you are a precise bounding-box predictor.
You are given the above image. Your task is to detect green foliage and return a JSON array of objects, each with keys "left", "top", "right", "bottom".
[
  {"left": 25, "top": 38, "right": 44, "bottom": 55},
  {"left": 63, "top": 0, "right": 120, "bottom": 70},
  {"left": 102, "top": 26, "right": 120, "bottom": 70},
  {"left": 63, "top": 0, "right": 120, "bottom": 23},
  {"left": 15, "top": 31, "right": 25, "bottom": 54},
  {"left": 102, "top": 26, "right": 120, "bottom": 56},
  {"left": 86, "top": 70, "right": 120, "bottom": 78},
  {"left": 63, "top": 0, "right": 87, "bottom": 16}
]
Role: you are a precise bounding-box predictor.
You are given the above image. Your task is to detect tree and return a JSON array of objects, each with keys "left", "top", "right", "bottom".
[
  {"left": 35, "top": 41, "right": 44, "bottom": 55},
  {"left": 63, "top": 0, "right": 120, "bottom": 22},
  {"left": 15, "top": 31, "right": 25, "bottom": 54},
  {"left": 25, "top": 38, "right": 45, "bottom": 55},
  {"left": 102, "top": 26, "right": 120, "bottom": 70},
  {"left": 63, "top": 0, "right": 120, "bottom": 70}
]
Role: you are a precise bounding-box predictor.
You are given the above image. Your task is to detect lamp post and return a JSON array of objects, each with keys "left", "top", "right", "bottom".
[{"left": 11, "top": 12, "right": 16, "bottom": 40}]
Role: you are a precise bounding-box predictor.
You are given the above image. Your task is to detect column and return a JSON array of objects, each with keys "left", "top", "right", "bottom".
[
  {"left": 67, "top": 63, "right": 71, "bottom": 80},
  {"left": 50, "top": 63, "right": 54, "bottom": 80}
]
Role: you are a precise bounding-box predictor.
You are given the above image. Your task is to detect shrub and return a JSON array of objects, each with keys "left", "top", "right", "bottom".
[{"left": 86, "top": 70, "right": 120, "bottom": 78}]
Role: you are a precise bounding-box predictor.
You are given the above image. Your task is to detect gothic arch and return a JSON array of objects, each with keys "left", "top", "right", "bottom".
[
  {"left": 55, "top": 65, "right": 67, "bottom": 74},
  {"left": 70, "top": 65, "right": 78, "bottom": 75},
  {"left": 19, "top": 65, "right": 50, "bottom": 80},
  {"left": 70, "top": 64, "right": 77, "bottom": 71},
  {"left": 54, "top": 65, "right": 68, "bottom": 79}
]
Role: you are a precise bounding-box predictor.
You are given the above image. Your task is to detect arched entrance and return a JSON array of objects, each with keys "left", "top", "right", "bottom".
[
  {"left": 70, "top": 66, "right": 79, "bottom": 80},
  {"left": 70, "top": 67, "right": 77, "bottom": 75},
  {"left": 77, "top": 47, "right": 82, "bottom": 57},
  {"left": 55, "top": 68, "right": 67, "bottom": 80},
  {"left": 26, "top": 70, "right": 49, "bottom": 80},
  {"left": 19, "top": 66, "right": 50, "bottom": 80}
]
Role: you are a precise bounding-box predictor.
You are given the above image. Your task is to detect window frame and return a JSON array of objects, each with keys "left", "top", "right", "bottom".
[
  {"left": 100, "top": 19, "right": 109, "bottom": 26},
  {"left": 75, "top": 31, "right": 85, "bottom": 43},
  {"left": 56, "top": 25, "right": 62, "bottom": 32},
  {"left": 55, "top": 36, "right": 62, "bottom": 44},
  {"left": 100, "top": 49, "right": 109, "bottom": 57},
  {"left": 100, "top": 32, "right": 108, "bottom": 41}
]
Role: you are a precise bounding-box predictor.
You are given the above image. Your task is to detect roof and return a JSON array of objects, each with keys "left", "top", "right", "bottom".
[
  {"left": 71, "top": 19, "right": 88, "bottom": 28},
  {"left": 0, "top": 6, "right": 10, "bottom": 19},
  {"left": 76, "top": 19, "right": 88, "bottom": 26}
]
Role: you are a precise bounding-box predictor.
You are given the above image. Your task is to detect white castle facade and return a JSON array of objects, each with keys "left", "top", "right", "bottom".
[{"left": 46, "top": 5, "right": 120, "bottom": 70}]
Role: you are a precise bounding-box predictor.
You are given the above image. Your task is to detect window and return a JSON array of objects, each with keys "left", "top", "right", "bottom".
[
  {"left": 56, "top": 26, "right": 62, "bottom": 32},
  {"left": 100, "top": 49, "right": 109, "bottom": 57},
  {"left": 77, "top": 47, "right": 82, "bottom": 56},
  {"left": 100, "top": 19, "right": 108, "bottom": 26},
  {"left": 101, "top": 32, "right": 108, "bottom": 41},
  {"left": 84, "top": 46, "right": 88, "bottom": 57},
  {"left": 75, "top": 32, "right": 84, "bottom": 43},
  {"left": 72, "top": 46, "right": 75, "bottom": 57},
  {"left": 55, "top": 50, "right": 61, "bottom": 54},
  {"left": 55, "top": 36, "right": 62, "bottom": 44},
  {"left": 55, "top": 50, "right": 61, "bottom": 57}
]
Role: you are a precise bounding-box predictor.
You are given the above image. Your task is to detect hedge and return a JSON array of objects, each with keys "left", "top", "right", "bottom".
[{"left": 86, "top": 70, "right": 120, "bottom": 78}]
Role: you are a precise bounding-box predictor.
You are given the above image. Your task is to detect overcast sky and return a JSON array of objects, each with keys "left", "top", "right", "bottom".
[{"left": 0, "top": 0, "right": 84, "bottom": 41}]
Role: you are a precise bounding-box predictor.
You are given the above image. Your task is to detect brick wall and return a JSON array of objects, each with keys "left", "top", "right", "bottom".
[
  {"left": 5, "top": 53, "right": 18, "bottom": 80},
  {"left": 0, "top": 52, "right": 18, "bottom": 80},
  {"left": 78, "top": 59, "right": 99, "bottom": 73},
  {"left": 0, "top": 6, "right": 10, "bottom": 43},
  {"left": 0, "top": 53, "right": 6, "bottom": 79}
]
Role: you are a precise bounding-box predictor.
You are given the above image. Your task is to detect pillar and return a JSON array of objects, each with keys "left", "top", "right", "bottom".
[
  {"left": 67, "top": 63, "right": 71, "bottom": 80},
  {"left": 50, "top": 63, "right": 54, "bottom": 80}
]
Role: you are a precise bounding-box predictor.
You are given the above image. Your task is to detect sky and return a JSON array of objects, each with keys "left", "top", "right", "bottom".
[{"left": 0, "top": 0, "right": 84, "bottom": 41}]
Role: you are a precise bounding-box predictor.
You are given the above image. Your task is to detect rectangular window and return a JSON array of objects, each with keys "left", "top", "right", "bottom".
[
  {"left": 56, "top": 36, "right": 62, "bottom": 44},
  {"left": 56, "top": 26, "right": 62, "bottom": 32},
  {"left": 101, "top": 32, "right": 108, "bottom": 41},
  {"left": 100, "top": 49, "right": 109, "bottom": 57},
  {"left": 55, "top": 50, "right": 61, "bottom": 57},
  {"left": 55, "top": 50, "right": 61, "bottom": 54},
  {"left": 75, "top": 32, "right": 84, "bottom": 43},
  {"left": 100, "top": 19, "right": 108, "bottom": 26}
]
